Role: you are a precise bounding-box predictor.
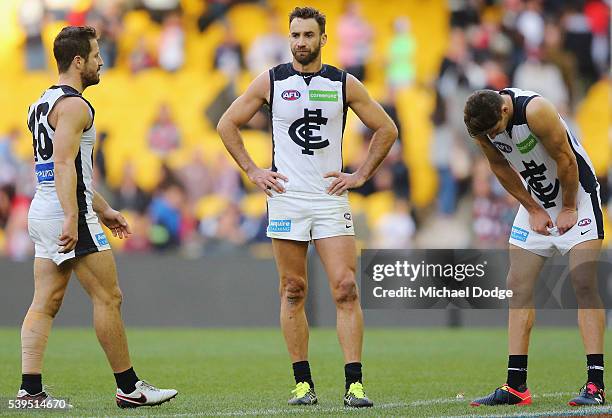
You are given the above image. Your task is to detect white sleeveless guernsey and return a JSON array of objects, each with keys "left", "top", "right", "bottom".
[{"left": 268, "top": 63, "right": 348, "bottom": 195}]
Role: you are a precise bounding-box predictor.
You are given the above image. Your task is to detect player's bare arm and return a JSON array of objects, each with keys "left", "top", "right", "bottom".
[
  {"left": 217, "top": 71, "right": 288, "bottom": 197},
  {"left": 526, "top": 97, "right": 579, "bottom": 234},
  {"left": 51, "top": 97, "right": 90, "bottom": 253},
  {"left": 325, "top": 74, "right": 398, "bottom": 196},
  {"left": 93, "top": 191, "right": 131, "bottom": 239},
  {"left": 474, "top": 135, "right": 554, "bottom": 235}
]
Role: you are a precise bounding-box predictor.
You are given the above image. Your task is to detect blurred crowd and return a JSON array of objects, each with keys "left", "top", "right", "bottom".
[{"left": 0, "top": 0, "right": 610, "bottom": 259}]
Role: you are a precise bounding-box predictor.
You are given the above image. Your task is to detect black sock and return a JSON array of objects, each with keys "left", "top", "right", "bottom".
[
  {"left": 292, "top": 361, "right": 314, "bottom": 389},
  {"left": 587, "top": 354, "right": 604, "bottom": 388},
  {"left": 114, "top": 367, "right": 139, "bottom": 394},
  {"left": 507, "top": 355, "right": 528, "bottom": 390},
  {"left": 345, "top": 362, "right": 362, "bottom": 390},
  {"left": 21, "top": 374, "right": 42, "bottom": 395}
]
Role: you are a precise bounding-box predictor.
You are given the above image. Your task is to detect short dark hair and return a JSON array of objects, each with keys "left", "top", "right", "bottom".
[
  {"left": 463, "top": 90, "right": 504, "bottom": 137},
  {"left": 289, "top": 7, "right": 326, "bottom": 34},
  {"left": 53, "top": 26, "right": 97, "bottom": 73}
]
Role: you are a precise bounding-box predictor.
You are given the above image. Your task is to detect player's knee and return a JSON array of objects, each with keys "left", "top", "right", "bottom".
[
  {"left": 507, "top": 272, "right": 533, "bottom": 295},
  {"left": 43, "top": 293, "right": 64, "bottom": 317},
  {"left": 281, "top": 276, "right": 306, "bottom": 305},
  {"left": 333, "top": 274, "right": 358, "bottom": 305},
  {"left": 571, "top": 276, "right": 599, "bottom": 303},
  {"left": 95, "top": 287, "right": 123, "bottom": 309},
  {"left": 32, "top": 290, "right": 65, "bottom": 318}
]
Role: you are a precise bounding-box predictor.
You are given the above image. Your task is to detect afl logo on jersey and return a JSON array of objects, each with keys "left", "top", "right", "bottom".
[
  {"left": 578, "top": 218, "right": 592, "bottom": 227},
  {"left": 281, "top": 90, "right": 301, "bottom": 101},
  {"left": 493, "top": 142, "right": 512, "bottom": 153}
]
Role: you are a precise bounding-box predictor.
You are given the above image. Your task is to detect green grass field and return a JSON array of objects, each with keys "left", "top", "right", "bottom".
[{"left": 0, "top": 327, "right": 611, "bottom": 417}]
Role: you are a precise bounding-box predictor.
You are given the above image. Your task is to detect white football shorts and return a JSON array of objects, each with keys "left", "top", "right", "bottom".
[
  {"left": 509, "top": 188, "right": 604, "bottom": 257},
  {"left": 266, "top": 191, "right": 355, "bottom": 241},
  {"left": 28, "top": 212, "right": 111, "bottom": 265}
]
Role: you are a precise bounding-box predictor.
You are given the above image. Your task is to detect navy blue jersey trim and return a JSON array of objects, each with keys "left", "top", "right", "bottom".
[
  {"left": 566, "top": 133, "right": 598, "bottom": 194},
  {"left": 74, "top": 150, "right": 88, "bottom": 214},
  {"left": 269, "top": 68, "right": 277, "bottom": 172},
  {"left": 513, "top": 95, "right": 537, "bottom": 127},
  {"left": 271, "top": 63, "right": 345, "bottom": 83},
  {"left": 47, "top": 86, "right": 96, "bottom": 132},
  {"left": 268, "top": 68, "right": 274, "bottom": 108},
  {"left": 271, "top": 63, "right": 295, "bottom": 82},
  {"left": 499, "top": 89, "right": 538, "bottom": 137},
  {"left": 341, "top": 70, "right": 347, "bottom": 171},
  {"left": 590, "top": 191, "right": 605, "bottom": 239}
]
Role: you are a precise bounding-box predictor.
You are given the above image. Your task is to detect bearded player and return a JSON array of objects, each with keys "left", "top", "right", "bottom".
[
  {"left": 20, "top": 26, "right": 177, "bottom": 408},
  {"left": 217, "top": 7, "right": 397, "bottom": 408},
  {"left": 465, "top": 88, "right": 605, "bottom": 407}
]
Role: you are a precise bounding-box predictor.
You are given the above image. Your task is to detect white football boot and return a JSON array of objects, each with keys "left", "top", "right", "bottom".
[
  {"left": 115, "top": 380, "right": 178, "bottom": 408},
  {"left": 15, "top": 388, "right": 73, "bottom": 409}
]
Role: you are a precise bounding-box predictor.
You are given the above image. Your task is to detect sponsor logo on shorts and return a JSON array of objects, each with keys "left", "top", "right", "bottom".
[
  {"left": 578, "top": 218, "right": 592, "bottom": 227},
  {"left": 493, "top": 142, "right": 512, "bottom": 153},
  {"left": 35, "top": 162, "right": 55, "bottom": 183},
  {"left": 510, "top": 226, "right": 529, "bottom": 242},
  {"left": 580, "top": 230, "right": 592, "bottom": 236},
  {"left": 268, "top": 219, "right": 291, "bottom": 232},
  {"left": 281, "top": 90, "right": 301, "bottom": 101},
  {"left": 95, "top": 232, "right": 108, "bottom": 246},
  {"left": 344, "top": 212, "right": 352, "bottom": 221},
  {"left": 309, "top": 90, "right": 338, "bottom": 102}
]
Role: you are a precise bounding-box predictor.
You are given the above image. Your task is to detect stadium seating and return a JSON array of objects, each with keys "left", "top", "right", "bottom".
[{"left": 0, "top": 0, "right": 608, "bottom": 234}]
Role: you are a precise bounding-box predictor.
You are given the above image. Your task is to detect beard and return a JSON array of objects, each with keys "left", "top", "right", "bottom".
[
  {"left": 81, "top": 66, "right": 100, "bottom": 88},
  {"left": 292, "top": 42, "right": 321, "bottom": 66}
]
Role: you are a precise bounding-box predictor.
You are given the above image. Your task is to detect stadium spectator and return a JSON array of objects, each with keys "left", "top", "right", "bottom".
[
  {"left": 149, "top": 183, "right": 186, "bottom": 249},
  {"left": 337, "top": 1, "right": 373, "bottom": 81},
  {"left": 158, "top": 11, "right": 185, "bottom": 72},
  {"left": 18, "top": 0, "right": 47, "bottom": 71},
  {"left": 471, "top": 159, "right": 516, "bottom": 248},
  {"left": 0, "top": 129, "right": 20, "bottom": 188},
  {"left": 515, "top": 0, "right": 545, "bottom": 50},
  {"left": 345, "top": 138, "right": 376, "bottom": 196},
  {"left": 3, "top": 194, "right": 32, "bottom": 261},
  {"left": 0, "top": 185, "right": 15, "bottom": 230},
  {"left": 372, "top": 199, "right": 415, "bottom": 249},
  {"left": 129, "top": 36, "right": 157, "bottom": 73},
  {"left": 541, "top": 21, "right": 578, "bottom": 108},
  {"left": 176, "top": 149, "right": 213, "bottom": 203},
  {"left": 198, "top": 0, "right": 232, "bottom": 32},
  {"left": 87, "top": 0, "right": 123, "bottom": 69},
  {"left": 148, "top": 103, "right": 181, "bottom": 157},
  {"left": 214, "top": 24, "right": 245, "bottom": 79},
  {"left": 584, "top": 0, "right": 610, "bottom": 77},
  {"left": 142, "top": 0, "right": 180, "bottom": 23},
  {"left": 513, "top": 49, "right": 569, "bottom": 113},
  {"left": 386, "top": 17, "right": 416, "bottom": 89},
  {"left": 386, "top": 142, "right": 410, "bottom": 200},
  {"left": 122, "top": 212, "right": 152, "bottom": 253},
  {"left": 210, "top": 153, "right": 243, "bottom": 201},
  {"left": 430, "top": 92, "right": 458, "bottom": 216},
  {"left": 246, "top": 11, "right": 291, "bottom": 76},
  {"left": 94, "top": 131, "right": 109, "bottom": 186},
  {"left": 562, "top": 2, "right": 599, "bottom": 90},
  {"left": 204, "top": 202, "right": 248, "bottom": 249},
  {"left": 113, "top": 162, "right": 151, "bottom": 214}
]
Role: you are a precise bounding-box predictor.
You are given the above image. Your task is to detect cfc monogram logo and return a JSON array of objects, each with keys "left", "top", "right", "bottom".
[{"left": 288, "top": 108, "right": 330, "bottom": 155}]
